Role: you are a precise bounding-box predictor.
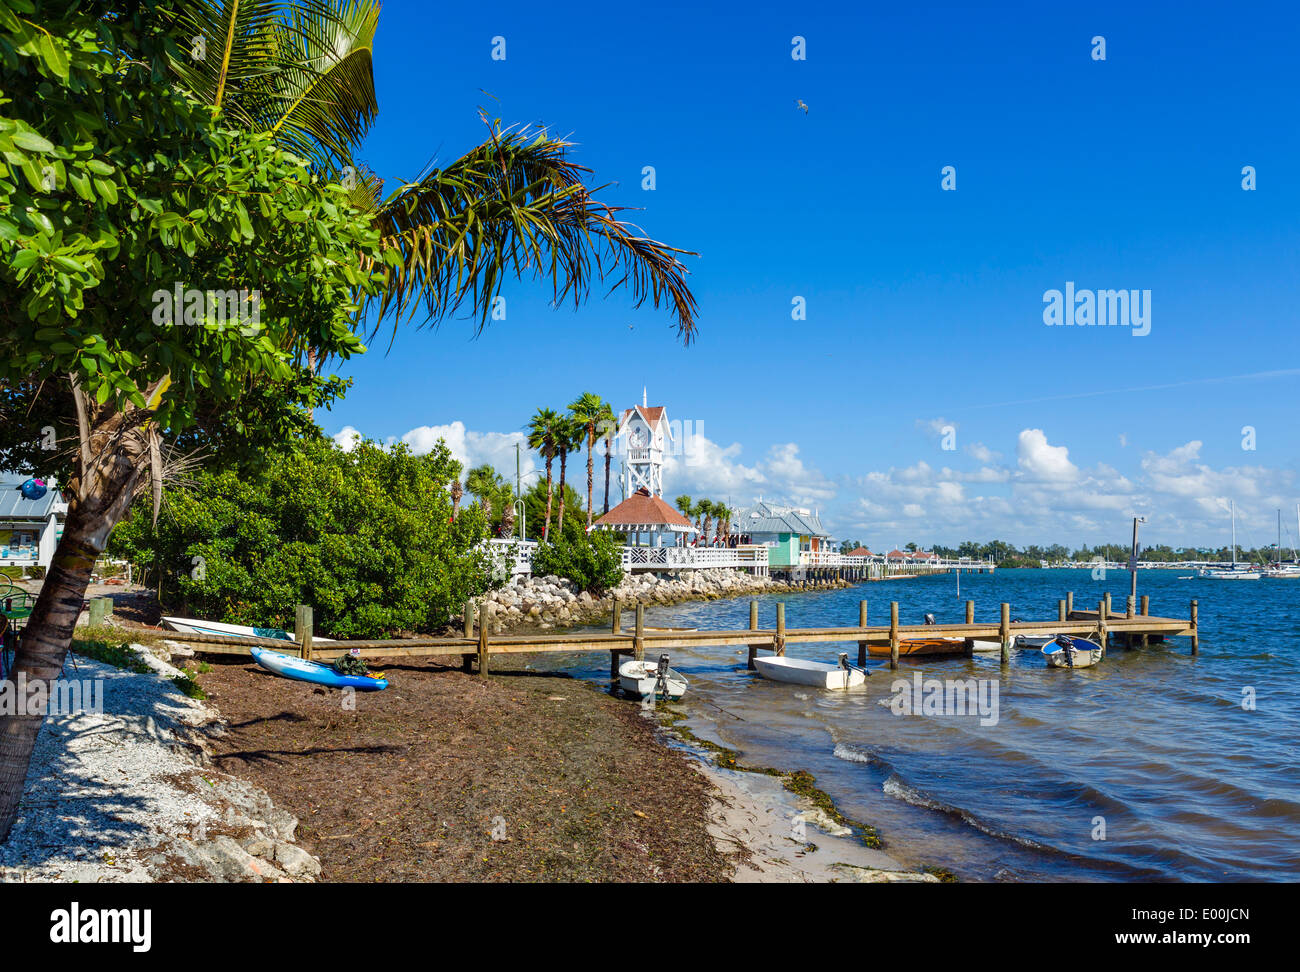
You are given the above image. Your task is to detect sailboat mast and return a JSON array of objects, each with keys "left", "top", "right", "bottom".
[{"left": 1231, "top": 500, "right": 1237, "bottom": 566}]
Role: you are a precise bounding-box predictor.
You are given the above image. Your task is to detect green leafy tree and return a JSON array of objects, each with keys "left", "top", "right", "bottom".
[
  {"left": 0, "top": 0, "right": 699, "bottom": 840},
  {"left": 530, "top": 530, "right": 624, "bottom": 595},
  {"left": 521, "top": 478, "right": 585, "bottom": 543},
  {"left": 109, "top": 438, "right": 494, "bottom": 637}
]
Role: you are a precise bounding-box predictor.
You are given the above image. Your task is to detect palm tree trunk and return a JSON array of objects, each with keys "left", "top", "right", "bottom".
[
  {"left": 557, "top": 450, "right": 568, "bottom": 533},
  {"left": 0, "top": 431, "right": 147, "bottom": 841},
  {"left": 602, "top": 448, "right": 611, "bottom": 514},
  {"left": 543, "top": 457, "right": 554, "bottom": 541},
  {"left": 585, "top": 427, "right": 594, "bottom": 530}
]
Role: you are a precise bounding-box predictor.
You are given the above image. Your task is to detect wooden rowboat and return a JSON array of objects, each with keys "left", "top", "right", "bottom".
[{"left": 868, "top": 638, "right": 967, "bottom": 658}]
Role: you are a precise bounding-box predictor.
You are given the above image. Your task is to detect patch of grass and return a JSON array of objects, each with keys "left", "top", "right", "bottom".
[
  {"left": 171, "top": 672, "right": 207, "bottom": 699},
  {"left": 71, "top": 637, "right": 150, "bottom": 674}
]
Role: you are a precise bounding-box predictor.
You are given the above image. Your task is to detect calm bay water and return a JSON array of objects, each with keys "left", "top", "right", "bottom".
[{"left": 541, "top": 568, "right": 1300, "bottom": 881}]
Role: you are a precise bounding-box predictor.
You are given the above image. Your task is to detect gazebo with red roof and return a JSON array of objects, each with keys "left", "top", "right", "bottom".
[{"left": 592, "top": 487, "right": 694, "bottom": 546}]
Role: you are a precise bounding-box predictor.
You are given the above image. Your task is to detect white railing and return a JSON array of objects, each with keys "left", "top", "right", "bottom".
[
  {"left": 483, "top": 539, "right": 538, "bottom": 577},
  {"left": 620, "top": 545, "right": 770, "bottom": 572}
]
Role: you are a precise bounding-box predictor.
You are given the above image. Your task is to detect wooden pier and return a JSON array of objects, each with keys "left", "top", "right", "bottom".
[{"left": 167, "top": 592, "right": 1200, "bottom": 677}]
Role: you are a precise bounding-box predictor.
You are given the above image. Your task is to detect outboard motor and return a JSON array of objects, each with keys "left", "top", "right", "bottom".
[
  {"left": 1054, "top": 634, "right": 1075, "bottom": 668},
  {"left": 923, "top": 613, "right": 936, "bottom": 626},
  {"left": 654, "top": 653, "right": 671, "bottom": 697},
  {"left": 838, "top": 652, "right": 850, "bottom": 670}
]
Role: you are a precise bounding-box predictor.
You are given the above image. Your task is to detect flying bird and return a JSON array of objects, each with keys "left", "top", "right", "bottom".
[{"left": 795, "top": 99, "right": 809, "bottom": 114}]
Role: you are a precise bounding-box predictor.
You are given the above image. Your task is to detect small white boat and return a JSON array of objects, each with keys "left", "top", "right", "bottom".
[
  {"left": 1196, "top": 568, "right": 1261, "bottom": 580},
  {"left": 753, "top": 654, "right": 867, "bottom": 689},
  {"left": 1013, "top": 633, "right": 1057, "bottom": 650},
  {"left": 1042, "top": 636, "right": 1105, "bottom": 669},
  {"left": 162, "top": 616, "right": 335, "bottom": 642},
  {"left": 619, "top": 655, "right": 687, "bottom": 700}
]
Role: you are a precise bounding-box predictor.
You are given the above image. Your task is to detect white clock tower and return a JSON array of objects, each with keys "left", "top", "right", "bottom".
[{"left": 617, "top": 388, "right": 672, "bottom": 498}]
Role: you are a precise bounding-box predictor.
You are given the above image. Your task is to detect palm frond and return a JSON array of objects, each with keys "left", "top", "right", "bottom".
[
  {"left": 168, "top": 0, "right": 379, "bottom": 171},
  {"left": 368, "top": 123, "right": 698, "bottom": 344}
]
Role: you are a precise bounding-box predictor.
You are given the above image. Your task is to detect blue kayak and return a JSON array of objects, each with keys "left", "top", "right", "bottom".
[{"left": 250, "top": 647, "right": 389, "bottom": 691}]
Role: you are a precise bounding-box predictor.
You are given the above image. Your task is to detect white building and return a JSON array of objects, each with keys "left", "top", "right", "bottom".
[{"left": 1, "top": 477, "right": 67, "bottom": 571}]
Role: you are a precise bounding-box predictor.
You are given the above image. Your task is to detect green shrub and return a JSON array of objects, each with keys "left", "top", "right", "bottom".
[
  {"left": 107, "top": 438, "right": 499, "bottom": 638},
  {"left": 530, "top": 531, "right": 624, "bottom": 594}
]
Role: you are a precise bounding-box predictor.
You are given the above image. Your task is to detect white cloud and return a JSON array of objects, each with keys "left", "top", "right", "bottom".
[
  {"left": 1016, "top": 429, "right": 1078, "bottom": 482},
  {"left": 966, "top": 442, "right": 1001, "bottom": 464},
  {"left": 332, "top": 426, "right": 362, "bottom": 453}
]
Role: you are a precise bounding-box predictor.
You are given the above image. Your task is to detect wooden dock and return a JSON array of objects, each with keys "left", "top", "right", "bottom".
[{"left": 167, "top": 590, "right": 1200, "bottom": 678}]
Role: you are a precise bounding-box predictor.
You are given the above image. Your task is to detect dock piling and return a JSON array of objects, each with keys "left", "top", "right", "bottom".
[
  {"left": 857, "top": 600, "right": 868, "bottom": 666},
  {"left": 1098, "top": 599, "right": 1109, "bottom": 649},
  {"left": 964, "top": 600, "right": 975, "bottom": 654},
  {"left": 477, "top": 600, "right": 492, "bottom": 676},
  {"left": 611, "top": 597, "right": 622, "bottom": 634},
  {"left": 634, "top": 602, "right": 645, "bottom": 661},
  {"left": 775, "top": 602, "right": 786, "bottom": 657},
  {"left": 1190, "top": 599, "right": 1199, "bottom": 654},
  {"left": 748, "top": 600, "right": 759, "bottom": 669},
  {"left": 1058, "top": 599, "right": 1067, "bottom": 623},
  {"left": 1066, "top": 591, "right": 1074, "bottom": 617},
  {"left": 999, "top": 602, "right": 1010, "bottom": 663},
  {"left": 296, "top": 604, "right": 313, "bottom": 661},
  {"left": 889, "top": 601, "right": 900, "bottom": 670}
]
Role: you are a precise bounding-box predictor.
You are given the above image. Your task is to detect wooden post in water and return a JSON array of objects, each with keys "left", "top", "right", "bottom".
[
  {"left": 1103, "top": 592, "right": 1112, "bottom": 619},
  {"left": 634, "top": 602, "right": 645, "bottom": 661},
  {"left": 774, "top": 602, "right": 786, "bottom": 657},
  {"left": 963, "top": 600, "right": 975, "bottom": 654},
  {"left": 1097, "top": 598, "right": 1108, "bottom": 649},
  {"left": 748, "top": 599, "right": 760, "bottom": 669},
  {"left": 889, "top": 601, "right": 899, "bottom": 670},
  {"left": 1189, "top": 599, "right": 1199, "bottom": 655},
  {"left": 611, "top": 597, "right": 622, "bottom": 634},
  {"left": 999, "top": 602, "right": 1010, "bottom": 663},
  {"left": 477, "top": 600, "right": 492, "bottom": 676},
  {"left": 296, "top": 604, "right": 313, "bottom": 661},
  {"left": 857, "top": 600, "right": 868, "bottom": 666},
  {"left": 1140, "top": 594, "right": 1150, "bottom": 647},
  {"left": 1058, "top": 599, "right": 1067, "bottom": 622},
  {"left": 1066, "top": 591, "right": 1074, "bottom": 617},
  {"left": 1126, "top": 594, "right": 1135, "bottom": 618}
]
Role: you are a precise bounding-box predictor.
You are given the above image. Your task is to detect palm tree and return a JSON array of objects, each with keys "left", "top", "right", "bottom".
[
  {"left": 554, "top": 415, "right": 583, "bottom": 535},
  {"left": 596, "top": 401, "right": 618, "bottom": 515},
  {"left": 698, "top": 499, "right": 715, "bottom": 545},
  {"left": 674, "top": 495, "right": 693, "bottom": 517},
  {"left": 169, "top": 1, "right": 699, "bottom": 345},
  {"left": 466, "top": 464, "right": 505, "bottom": 528},
  {"left": 449, "top": 477, "right": 463, "bottom": 522},
  {"left": 568, "top": 392, "right": 606, "bottom": 530},
  {"left": 526, "top": 408, "right": 561, "bottom": 541}
]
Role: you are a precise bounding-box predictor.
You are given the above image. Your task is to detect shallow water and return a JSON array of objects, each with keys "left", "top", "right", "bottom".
[{"left": 536, "top": 568, "right": 1300, "bottom": 881}]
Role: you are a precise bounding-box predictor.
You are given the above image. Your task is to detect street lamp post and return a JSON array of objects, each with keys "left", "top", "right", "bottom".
[{"left": 1129, "top": 515, "right": 1146, "bottom": 601}]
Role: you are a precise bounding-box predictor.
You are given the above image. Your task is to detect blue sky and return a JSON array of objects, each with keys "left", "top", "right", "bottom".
[{"left": 328, "top": 0, "right": 1300, "bottom": 550}]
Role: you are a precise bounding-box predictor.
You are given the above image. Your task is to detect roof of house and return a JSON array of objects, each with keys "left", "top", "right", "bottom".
[
  {"left": 732, "top": 500, "right": 831, "bottom": 539},
  {"left": 0, "top": 478, "right": 62, "bottom": 521},
  {"left": 593, "top": 488, "right": 694, "bottom": 532},
  {"left": 846, "top": 546, "right": 873, "bottom": 557}
]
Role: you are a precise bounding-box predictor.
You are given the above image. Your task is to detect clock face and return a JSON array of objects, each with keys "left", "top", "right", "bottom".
[{"left": 630, "top": 427, "right": 648, "bottom": 448}]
